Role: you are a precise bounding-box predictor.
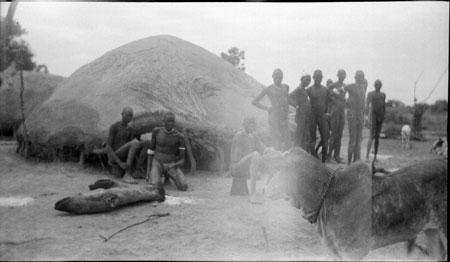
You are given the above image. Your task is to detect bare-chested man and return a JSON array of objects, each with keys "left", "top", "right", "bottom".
[
  {"left": 146, "top": 112, "right": 188, "bottom": 191},
  {"left": 365, "top": 79, "right": 386, "bottom": 162},
  {"left": 344, "top": 70, "right": 367, "bottom": 165},
  {"left": 307, "top": 70, "right": 330, "bottom": 163},
  {"left": 288, "top": 74, "right": 311, "bottom": 151},
  {"left": 102, "top": 107, "right": 148, "bottom": 184},
  {"left": 229, "top": 117, "right": 265, "bottom": 198},
  {"left": 327, "top": 69, "right": 346, "bottom": 163},
  {"left": 252, "top": 69, "right": 290, "bottom": 151}
]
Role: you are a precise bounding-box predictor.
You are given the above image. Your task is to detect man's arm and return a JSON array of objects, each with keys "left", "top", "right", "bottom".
[
  {"left": 172, "top": 135, "right": 186, "bottom": 168},
  {"left": 288, "top": 87, "right": 299, "bottom": 108},
  {"left": 105, "top": 124, "right": 127, "bottom": 169},
  {"left": 145, "top": 130, "right": 158, "bottom": 181},
  {"left": 252, "top": 88, "right": 271, "bottom": 112},
  {"left": 325, "top": 87, "right": 331, "bottom": 115},
  {"left": 365, "top": 92, "right": 372, "bottom": 116}
]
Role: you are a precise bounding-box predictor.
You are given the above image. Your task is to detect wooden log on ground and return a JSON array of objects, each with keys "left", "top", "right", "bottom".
[{"left": 54, "top": 179, "right": 165, "bottom": 214}]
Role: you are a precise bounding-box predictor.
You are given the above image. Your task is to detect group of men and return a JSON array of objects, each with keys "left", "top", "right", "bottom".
[
  {"left": 98, "top": 67, "right": 386, "bottom": 198},
  {"left": 252, "top": 68, "right": 386, "bottom": 165},
  {"left": 96, "top": 108, "right": 188, "bottom": 191}
]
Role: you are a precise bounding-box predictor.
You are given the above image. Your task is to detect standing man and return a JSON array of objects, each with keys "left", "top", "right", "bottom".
[
  {"left": 344, "top": 70, "right": 367, "bottom": 165},
  {"left": 252, "top": 69, "right": 290, "bottom": 151},
  {"left": 288, "top": 74, "right": 311, "bottom": 151},
  {"left": 365, "top": 79, "right": 386, "bottom": 162},
  {"left": 307, "top": 70, "right": 330, "bottom": 163},
  {"left": 327, "top": 69, "right": 347, "bottom": 163},
  {"left": 229, "top": 117, "right": 265, "bottom": 197},
  {"left": 146, "top": 112, "right": 188, "bottom": 191}
]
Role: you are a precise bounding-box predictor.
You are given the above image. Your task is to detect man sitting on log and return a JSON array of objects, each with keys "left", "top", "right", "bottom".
[
  {"left": 98, "top": 106, "right": 149, "bottom": 184},
  {"left": 145, "top": 111, "right": 188, "bottom": 191},
  {"left": 229, "top": 117, "right": 266, "bottom": 201}
]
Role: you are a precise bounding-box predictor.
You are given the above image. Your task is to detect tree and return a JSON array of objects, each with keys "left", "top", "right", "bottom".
[
  {"left": 0, "top": 15, "right": 37, "bottom": 71},
  {"left": 220, "top": 47, "right": 245, "bottom": 71},
  {"left": 430, "top": 99, "right": 448, "bottom": 113}
]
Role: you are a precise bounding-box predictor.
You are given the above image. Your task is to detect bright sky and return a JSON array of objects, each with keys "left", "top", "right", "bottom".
[{"left": 1, "top": 1, "right": 448, "bottom": 105}]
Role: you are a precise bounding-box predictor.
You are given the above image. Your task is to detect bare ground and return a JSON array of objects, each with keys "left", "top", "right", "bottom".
[{"left": 0, "top": 129, "right": 445, "bottom": 261}]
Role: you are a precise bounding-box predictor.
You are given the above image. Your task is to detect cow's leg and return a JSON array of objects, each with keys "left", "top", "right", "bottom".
[
  {"left": 406, "top": 238, "right": 419, "bottom": 257},
  {"left": 424, "top": 228, "right": 446, "bottom": 260}
]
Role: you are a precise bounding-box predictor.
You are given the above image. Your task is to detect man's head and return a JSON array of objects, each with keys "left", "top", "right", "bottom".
[
  {"left": 163, "top": 111, "right": 176, "bottom": 131},
  {"left": 272, "top": 69, "right": 283, "bottom": 86},
  {"left": 121, "top": 107, "right": 134, "bottom": 125},
  {"left": 326, "top": 79, "right": 333, "bottom": 87},
  {"left": 313, "top": 70, "right": 323, "bottom": 85},
  {"left": 355, "top": 70, "right": 365, "bottom": 84},
  {"left": 337, "top": 69, "right": 346, "bottom": 82},
  {"left": 374, "top": 79, "right": 382, "bottom": 91},
  {"left": 300, "top": 74, "right": 311, "bottom": 87},
  {"left": 243, "top": 117, "right": 256, "bottom": 134}
]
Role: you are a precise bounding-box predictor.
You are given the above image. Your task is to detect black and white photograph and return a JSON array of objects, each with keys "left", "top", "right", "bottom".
[{"left": 0, "top": 1, "right": 448, "bottom": 261}]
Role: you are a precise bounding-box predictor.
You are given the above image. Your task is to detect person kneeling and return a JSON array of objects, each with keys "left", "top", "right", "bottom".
[{"left": 146, "top": 112, "right": 188, "bottom": 191}]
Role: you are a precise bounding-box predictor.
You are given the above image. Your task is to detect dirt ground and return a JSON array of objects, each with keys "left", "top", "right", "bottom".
[{"left": 0, "top": 128, "right": 445, "bottom": 261}]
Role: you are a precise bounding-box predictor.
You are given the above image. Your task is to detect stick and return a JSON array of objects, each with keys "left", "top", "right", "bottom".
[
  {"left": 261, "top": 226, "right": 269, "bottom": 252},
  {"left": 99, "top": 213, "right": 170, "bottom": 242}
]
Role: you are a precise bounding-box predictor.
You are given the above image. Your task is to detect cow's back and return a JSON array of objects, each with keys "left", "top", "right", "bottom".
[{"left": 371, "top": 158, "right": 447, "bottom": 249}]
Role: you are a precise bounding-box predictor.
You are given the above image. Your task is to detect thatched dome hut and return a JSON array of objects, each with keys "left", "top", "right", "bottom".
[
  {"left": 20, "top": 35, "right": 269, "bottom": 170},
  {"left": 0, "top": 70, "right": 65, "bottom": 136}
]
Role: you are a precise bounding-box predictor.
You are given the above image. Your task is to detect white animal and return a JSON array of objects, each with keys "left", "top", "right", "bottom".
[{"left": 401, "top": 125, "right": 412, "bottom": 149}]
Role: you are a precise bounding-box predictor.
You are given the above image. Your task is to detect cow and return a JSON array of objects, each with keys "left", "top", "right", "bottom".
[
  {"left": 261, "top": 147, "right": 447, "bottom": 260},
  {"left": 401, "top": 124, "right": 412, "bottom": 149}
]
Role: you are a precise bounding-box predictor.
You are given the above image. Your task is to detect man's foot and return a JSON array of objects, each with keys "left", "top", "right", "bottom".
[
  {"left": 249, "top": 195, "right": 264, "bottom": 205},
  {"left": 92, "top": 146, "right": 106, "bottom": 154},
  {"left": 334, "top": 157, "right": 344, "bottom": 164},
  {"left": 132, "top": 168, "right": 146, "bottom": 179},
  {"left": 122, "top": 173, "right": 138, "bottom": 184}
]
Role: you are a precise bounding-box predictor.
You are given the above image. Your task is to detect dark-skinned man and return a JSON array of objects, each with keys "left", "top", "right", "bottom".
[
  {"left": 252, "top": 69, "right": 290, "bottom": 151},
  {"left": 146, "top": 112, "right": 188, "bottom": 191},
  {"left": 307, "top": 70, "right": 330, "bottom": 163},
  {"left": 344, "top": 70, "right": 367, "bottom": 165},
  {"left": 288, "top": 74, "right": 312, "bottom": 151},
  {"left": 327, "top": 69, "right": 347, "bottom": 163},
  {"left": 100, "top": 107, "right": 149, "bottom": 184},
  {"left": 365, "top": 79, "right": 386, "bottom": 162}
]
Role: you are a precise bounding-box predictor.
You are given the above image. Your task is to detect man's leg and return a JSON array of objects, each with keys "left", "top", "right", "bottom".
[
  {"left": 347, "top": 111, "right": 356, "bottom": 165},
  {"left": 366, "top": 114, "right": 375, "bottom": 161},
  {"left": 106, "top": 142, "right": 133, "bottom": 179},
  {"left": 353, "top": 114, "right": 364, "bottom": 163},
  {"left": 279, "top": 117, "right": 290, "bottom": 151},
  {"left": 229, "top": 152, "right": 259, "bottom": 196},
  {"left": 268, "top": 113, "right": 282, "bottom": 150},
  {"left": 318, "top": 114, "right": 329, "bottom": 163},
  {"left": 166, "top": 167, "right": 188, "bottom": 191},
  {"left": 150, "top": 159, "right": 164, "bottom": 188},
  {"left": 328, "top": 112, "right": 339, "bottom": 160},
  {"left": 134, "top": 140, "right": 152, "bottom": 178},
  {"left": 309, "top": 113, "right": 319, "bottom": 159},
  {"left": 334, "top": 110, "right": 345, "bottom": 162},
  {"left": 373, "top": 116, "right": 384, "bottom": 161}
]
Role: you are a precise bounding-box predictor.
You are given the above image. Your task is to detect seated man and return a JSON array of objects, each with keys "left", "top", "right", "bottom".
[
  {"left": 146, "top": 112, "right": 188, "bottom": 191},
  {"left": 99, "top": 107, "right": 149, "bottom": 184},
  {"left": 229, "top": 117, "right": 265, "bottom": 198}
]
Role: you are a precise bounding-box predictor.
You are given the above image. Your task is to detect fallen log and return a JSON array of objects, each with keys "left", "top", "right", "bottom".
[{"left": 55, "top": 179, "right": 165, "bottom": 214}]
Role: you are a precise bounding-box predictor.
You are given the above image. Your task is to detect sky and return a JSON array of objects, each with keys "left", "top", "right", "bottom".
[{"left": 1, "top": 1, "right": 448, "bottom": 105}]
